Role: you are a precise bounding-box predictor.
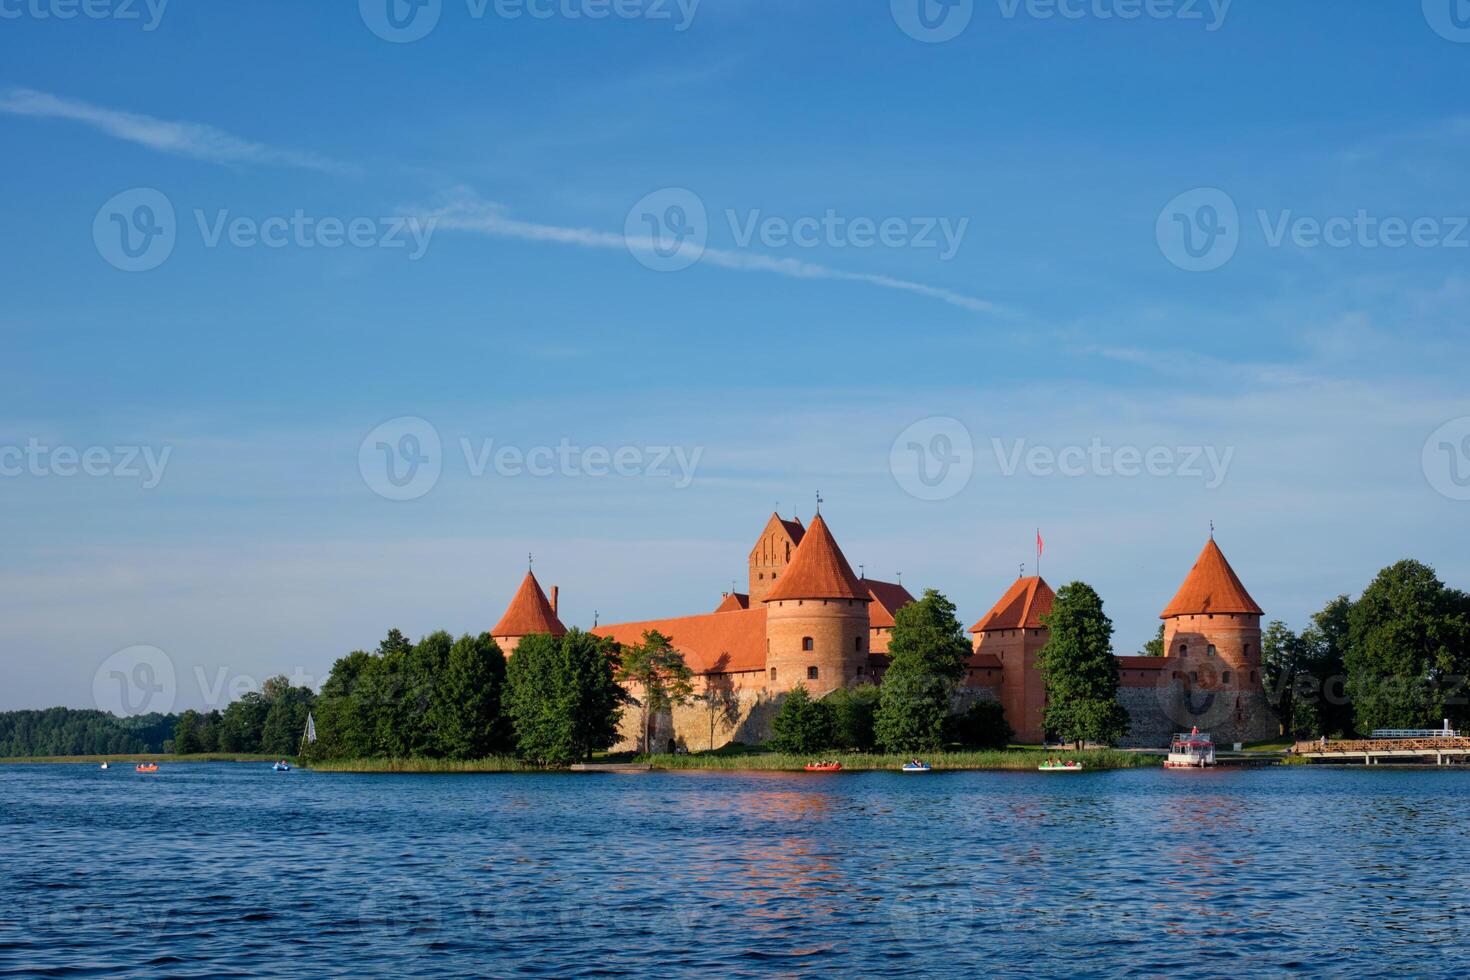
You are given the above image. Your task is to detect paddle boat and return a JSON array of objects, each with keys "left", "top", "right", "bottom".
[
  {"left": 272, "top": 761, "right": 291, "bottom": 772},
  {"left": 1038, "top": 759, "right": 1084, "bottom": 772},
  {"left": 1165, "top": 728, "right": 1216, "bottom": 769},
  {"left": 803, "top": 761, "right": 842, "bottom": 772},
  {"left": 135, "top": 763, "right": 159, "bottom": 773},
  {"left": 900, "top": 760, "right": 932, "bottom": 773}
]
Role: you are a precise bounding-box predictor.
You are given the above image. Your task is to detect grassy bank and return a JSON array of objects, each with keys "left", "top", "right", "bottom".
[
  {"left": 304, "top": 747, "right": 1159, "bottom": 773},
  {"left": 0, "top": 753, "right": 283, "bottom": 764}
]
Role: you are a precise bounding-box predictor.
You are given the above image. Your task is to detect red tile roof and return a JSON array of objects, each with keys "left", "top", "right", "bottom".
[
  {"left": 970, "top": 577, "right": 1055, "bottom": 632},
  {"left": 714, "top": 592, "right": 750, "bottom": 613},
  {"left": 866, "top": 579, "right": 916, "bottom": 628},
  {"left": 763, "top": 514, "right": 871, "bottom": 603},
  {"left": 1160, "top": 538, "right": 1262, "bottom": 618},
  {"left": 592, "top": 608, "right": 768, "bottom": 674},
  {"left": 491, "top": 571, "right": 567, "bottom": 637}
]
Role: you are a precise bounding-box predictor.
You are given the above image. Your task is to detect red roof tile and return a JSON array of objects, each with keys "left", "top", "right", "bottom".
[
  {"left": 970, "top": 577, "right": 1055, "bottom": 632},
  {"left": 592, "top": 608, "right": 767, "bottom": 674},
  {"left": 763, "top": 514, "right": 871, "bottom": 603},
  {"left": 491, "top": 571, "right": 567, "bottom": 637},
  {"left": 714, "top": 592, "right": 750, "bottom": 613},
  {"left": 1160, "top": 538, "right": 1262, "bottom": 618},
  {"left": 866, "top": 579, "right": 916, "bottom": 629}
]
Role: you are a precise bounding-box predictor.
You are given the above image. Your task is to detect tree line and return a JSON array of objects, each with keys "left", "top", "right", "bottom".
[{"left": 0, "top": 707, "right": 176, "bottom": 757}]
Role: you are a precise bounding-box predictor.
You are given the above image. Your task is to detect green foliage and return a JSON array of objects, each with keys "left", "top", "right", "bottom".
[
  {"left": 1345, "top": 561, "right": 1470, "bottom": 732},
  {"left": 428, "top": 633, "right": 510, "bottom": 759},
  {"left": 876, "top": 588, "right": 971, "bottom": 752},
  {"left": 1038, "top": 581, "right": 1130, "bottom": 746},
  {"left": 1305, "top": 595, "right": 1355, "bottom": 737},
  {"left": 615, "top": 630, "right": 694, "bottom": 754},
  {"left": 1139, "top": 623, "right": 1165, "bottom": 657},
  {"left": 218, "top": 691, "right": 271, "bottom": 752},
  {"left": 0, "top": 708, "right": 179, "bottom": 757},
  {"left": 506, "top": 629, "right": 626, "bottom": 766},
  {"left": 260, "top": 679, "right": 315, "bottom": 756},
  {"left": 948, "top": 698, "right": 1013, "bottom": 749},
  {"left": 769, "top": 685, "right": 834, "bottom": 754},
  {"left": 823, "top": 684, "right": 880, "bottom": 751},
  {"left": 1263, "top": 620, "right": 1316, "bottom": 738},
  {"left": 172, "top": 709, "right": 203, "bottom": 755}
]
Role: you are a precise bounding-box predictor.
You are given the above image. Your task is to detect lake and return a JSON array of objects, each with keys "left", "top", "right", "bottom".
[{"left": 1, "top": 764, "right": 1466, "bottom": 977}]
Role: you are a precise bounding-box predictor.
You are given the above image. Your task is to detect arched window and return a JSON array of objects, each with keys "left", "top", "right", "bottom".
[
  {"left": 769, "top": 667, "right": 777, "bottom": 680},
  {"left": 807, "top": 666, "right": 819, "bottom": 680},
  {"left": 1179, "top": 643, "right": 1188, "bottom": 656},
  {"left": 1207, "top": 645, "right": 1217, "bottom": 657},
  {"left": 802, "top": 636, "right": 814, "bottom": 651}
]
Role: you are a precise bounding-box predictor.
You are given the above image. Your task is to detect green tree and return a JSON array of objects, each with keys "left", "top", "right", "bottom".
[
  {"left": 506, "top": 630, "right": 626, "bottom": 766},
  {"left": 218, "top": 691, "right": 270, "bottom": 752},
  {"left": 559, "top": 629, "right": 625, "bottom": 762},
  {"left": 260, "top": 679, "right": 315, "bottom": 756},
  {"left": 615, "top": 630, "right": 694, "bottom": 755},
  {"left": 197, "top": 709, "right": 222, "bottom": 753},
  {"left": 428, "top": 633, "right": 510, "bottom": 759},
  {"left": 172, "top": 709, "right": 203, "bottom": 755},
  {"left": 823, "top": 684, "right": 880, "bottom": 751},
  {"left": 1139, "top": 623, "right": 1165, "bottom": 657},
  {"left": 769, "top": 685, "right": 834, "bottom": 754},
  {"left": 876, "top": 589, "right": 971, "bottom": 752},
  {"left": 1345, "top": 561, "right": 1470, "bottom": 732},
  {"left": 1303, "top": 595, "right": 1355, "bottom": 737},
  {"left": 949, "top": 698, "right": 1013, "bottom": 749},
  {"left": 1262, "top": 620, "right": 1315, "bottom": 737},
  {"left": 1038, "top": 582, "right": 1130, "bottom": 747}
]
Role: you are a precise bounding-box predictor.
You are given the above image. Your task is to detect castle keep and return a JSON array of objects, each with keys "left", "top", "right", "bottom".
[{"left": 491, "top": 512, "right": 1278, "bottom": 750}]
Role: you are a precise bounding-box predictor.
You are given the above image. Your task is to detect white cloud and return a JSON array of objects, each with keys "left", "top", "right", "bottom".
[{"left": 0, "top": 87, "right": 354, "bottom": 174}]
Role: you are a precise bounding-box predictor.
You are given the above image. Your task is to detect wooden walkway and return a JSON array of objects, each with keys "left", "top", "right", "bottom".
[{"left": 1291, "top": 736, "right": 1470, "bottom": 765}]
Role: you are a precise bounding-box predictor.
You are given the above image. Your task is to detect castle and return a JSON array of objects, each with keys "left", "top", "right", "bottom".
[{"left": 490, "top": 511, "right": 1278, "bottom": 750}]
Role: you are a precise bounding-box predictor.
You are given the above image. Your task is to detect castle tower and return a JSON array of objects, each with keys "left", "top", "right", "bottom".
[
  {"left": 762, "top": 514, "right": 870, "bottom": 696},
  {"left": 748, "top": 512, "right": 805, "bottom": 605},
  {"left": 491, "top": 570, "right": 566, "bottom": 655},
  {"left": 1159, "top": 537, "right": 1276, "bottom": 743},
  {"left": 971, "top": 576, "right": 1055, "bottom": 743}
]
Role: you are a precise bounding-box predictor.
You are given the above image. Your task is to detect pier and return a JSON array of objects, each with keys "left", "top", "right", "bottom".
[{"left": 1292, "top": 731, "right": 1470, "bottom": 766}]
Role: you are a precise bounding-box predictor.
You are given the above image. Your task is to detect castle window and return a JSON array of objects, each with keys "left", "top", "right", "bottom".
[
  {"left": 770, "top": 668, "right": 777, "bottom": 680},
  {"left": 1190, "top": 671, "right": 1199, "bottom": 682},
  {"left": 1223, "top": 671, "right": 1232, "bottom": 683},
  {"left": 807, "top": 666, "right": 819, "bottom": 680},
  {"left": 802, "top": 637, "right": 814, "bottom": 651},
  {"left": 856, "top": 666, "right": 864, "bottom": 677},
  {"left": 854, "top": 637, "right": 863, "bottom": 652},
  {"left": 1207, "top": 645, "right": 1217, "bottom": 657},
  {"left": 1244, "top": 643, "right": 1252, "bottom": 658},
  {"left": 1179, "top": 644, "right": 1188, "bottom": 656}
]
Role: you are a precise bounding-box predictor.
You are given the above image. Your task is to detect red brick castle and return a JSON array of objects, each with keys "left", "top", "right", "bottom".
[{"left": 491, "top": 512, "right": 1278, "bottom": 749}]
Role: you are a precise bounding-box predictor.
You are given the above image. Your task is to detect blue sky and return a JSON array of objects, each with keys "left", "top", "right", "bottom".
[{"left": 3, "top": 0, "right": 1469, "bottom": 712}]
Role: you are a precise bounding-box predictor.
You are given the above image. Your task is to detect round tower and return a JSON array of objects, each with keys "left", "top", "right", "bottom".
[
  {"left": 762, "top": 514, "right": 871, "bottom": 697},
  {"left": 491, "top": 569, "right": 566, "bottom": 655},
  {"left": 1158, "top": 536, "right": 1276, "bottom": 743}
]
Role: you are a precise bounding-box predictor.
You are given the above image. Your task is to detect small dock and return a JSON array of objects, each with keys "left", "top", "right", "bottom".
[
  {"left": 568, "top": 763, "right": 652, "bottom": 772},
  {"left": 1291, "top": 734, "right": 1470, "bottom": 766}
]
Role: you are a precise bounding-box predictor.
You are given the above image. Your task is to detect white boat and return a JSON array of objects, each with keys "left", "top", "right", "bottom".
[
  {"left": 900, "top": 762, "right": 932, "bottom": 773},
  {"left": 272, "top": 761, "right": 291, "bottom": 772},
  {"left": 1166, "top": 728, "right": 1216, "bottom": 768},
  {"left": 1038, "top": 761, "right": 1084, "bottom": 771}
]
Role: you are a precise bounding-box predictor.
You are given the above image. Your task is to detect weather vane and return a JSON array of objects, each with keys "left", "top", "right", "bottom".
[{"left": 815, "top": 490, "right": 823, "bottom": 515}]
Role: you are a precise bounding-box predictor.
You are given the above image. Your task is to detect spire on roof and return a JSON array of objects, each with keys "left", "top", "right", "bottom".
[
  {"left": 1160, "top": 538, "right": 1262, "bottom": 618},
  {"left": 492, "top": 569, "right": 567, "bottom": 637},
  {"left": 762, "top": 513, "right": 870, "bottom": 603}
]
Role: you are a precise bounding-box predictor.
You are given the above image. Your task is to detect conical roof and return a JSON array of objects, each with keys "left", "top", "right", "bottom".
[
  {"left": 1160, "top": 538, "right": 1262, "bottom": 618},
  {"left": 492, "top": 570, "right": 567, "bottom": 636},
  {"left": 762, "top": 514, "right": 870, "bottom": 602},
  {"left": 970, "top": 576, "right": 1055, "bottom": 632}
]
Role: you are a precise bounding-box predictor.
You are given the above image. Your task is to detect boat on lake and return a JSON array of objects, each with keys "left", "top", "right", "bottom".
[
  {"left": 1166, "top": 729, "right": 1216, "bottom": 768},
  {"left": 804, "top": 762, "right": 842, "bottom": 772},
  {"left": 900, "top": 761, "right": 932, "bottom": 772},
  {"left": 135, "top": 763, "right": 158, "bottom": 773},
  {"left": 273, "top": 761, "right": 291, "bottom": 772},
  {"left": 1038, "top": 760, "right": 1084, "bottom": 772}
]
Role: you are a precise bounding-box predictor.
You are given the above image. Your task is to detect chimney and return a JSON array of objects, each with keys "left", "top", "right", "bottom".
[{"left": 550, "top": 586, "right": 559, "bottom": 615}]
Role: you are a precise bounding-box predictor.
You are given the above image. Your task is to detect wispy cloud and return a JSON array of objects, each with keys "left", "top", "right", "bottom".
[
  {"left": 424, "top": 193, "right": 1007, "bottom": 315},
  {"left": 0, "top": 87, "right": 354, "bottom": 175}
]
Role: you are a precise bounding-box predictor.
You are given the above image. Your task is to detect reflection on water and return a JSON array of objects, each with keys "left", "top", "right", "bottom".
[{"left": 1, "top": 765, "right": 1469, "bottom": 977}]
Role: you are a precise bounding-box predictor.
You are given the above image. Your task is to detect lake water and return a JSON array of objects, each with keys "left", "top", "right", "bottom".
[{"left": 1, "top": 764, "right": 1467, "bottom": 978}]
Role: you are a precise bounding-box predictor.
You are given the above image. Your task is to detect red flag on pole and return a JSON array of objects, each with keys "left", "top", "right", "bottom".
[{"left": 1036, "top": 529, "right": 1044, "bottom": 559}]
